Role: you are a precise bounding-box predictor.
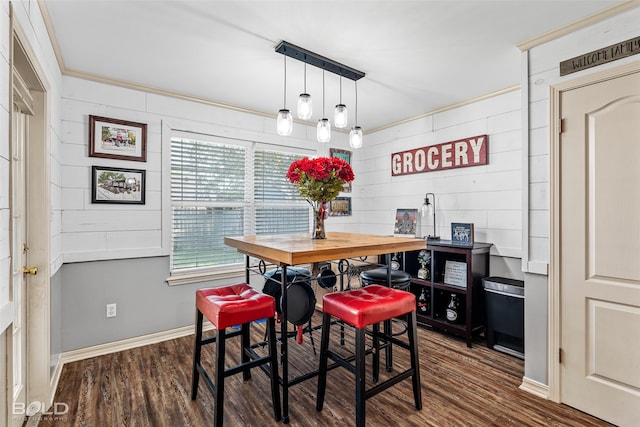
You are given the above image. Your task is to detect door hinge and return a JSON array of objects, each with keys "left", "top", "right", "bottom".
[
  {"left": 559, "top": 348, "right": 563, "bottom": 363},
  {"left": 557, "top": 118, "right": 566, "bottom": 134}
]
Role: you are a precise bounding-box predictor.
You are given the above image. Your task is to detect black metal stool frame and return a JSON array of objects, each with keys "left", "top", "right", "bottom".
[{"left": 316, "top": 308, "right": 422, "bottom": 427}]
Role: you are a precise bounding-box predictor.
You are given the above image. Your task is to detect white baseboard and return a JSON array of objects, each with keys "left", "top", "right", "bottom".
[
  {"left": 60, "top": 322, "right": 213, "bottom": 365},
  {"left": 49, "top": 354, "right": 64, "bottom": 405},
  {"left": 519, "top": 376, "right": 549, "bottom": 399}
]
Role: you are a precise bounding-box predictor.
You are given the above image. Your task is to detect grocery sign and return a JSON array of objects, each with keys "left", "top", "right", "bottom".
[{"left": 391, "top": 135, "right": 488, "bottom": 176}]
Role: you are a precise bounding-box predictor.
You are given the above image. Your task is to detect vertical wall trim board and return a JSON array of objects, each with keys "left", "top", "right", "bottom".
[{"left": 521, "top": 50, "right": 530, "bottom": 274}]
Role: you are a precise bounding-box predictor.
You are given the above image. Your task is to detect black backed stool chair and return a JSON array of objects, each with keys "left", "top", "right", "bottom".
[
  {"left": 191, "top": 283, "right": 281, "bottom": 426},
  {"left": 359, "top": 268, "right": 412, "bottom": 291},
  {"left": 360, "top": 267, "right": 412, "bottom": 376},
  {"left": 316, "top": 284, "right": 422, "bottom": 427}
]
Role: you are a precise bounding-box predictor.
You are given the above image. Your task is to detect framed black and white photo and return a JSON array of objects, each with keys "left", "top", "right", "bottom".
[
  {"left": 91, "top": 166, "right": 146, "bottom": 204},
  {"left": 451, "top": 222, "right": 474, "bottom": 246},
  {"left": 89, "top": 115, "right": 147, "bottom": 162}
]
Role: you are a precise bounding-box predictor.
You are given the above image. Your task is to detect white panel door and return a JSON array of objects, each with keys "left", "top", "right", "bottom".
[
  {"left": 11, "top": 101, "right": 29, "bottom": 426},
  {"left": 560, "top": 69, "right": 640, "bottom": 427}
]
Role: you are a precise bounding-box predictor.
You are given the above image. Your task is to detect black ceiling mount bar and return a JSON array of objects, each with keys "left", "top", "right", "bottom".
[{"left": 275, "top": 40, "right": 366, "bottom": 81}]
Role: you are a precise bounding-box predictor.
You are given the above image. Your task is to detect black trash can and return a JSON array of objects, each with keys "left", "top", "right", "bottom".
[
  {"left": 360, "top": 268, "right": 411, "bottom": 291},
  {"left": 483, "top": 277, "right": 524, "bottom": 359}
]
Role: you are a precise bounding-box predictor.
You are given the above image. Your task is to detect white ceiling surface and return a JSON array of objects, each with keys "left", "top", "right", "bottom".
[{"left": 45, "top": 0, "right": 623, "bottom": 132}]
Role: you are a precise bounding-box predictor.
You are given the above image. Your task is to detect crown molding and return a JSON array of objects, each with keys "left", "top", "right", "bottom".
[{"left": 516, "top": 0, "right": 640, "bottom": 51}]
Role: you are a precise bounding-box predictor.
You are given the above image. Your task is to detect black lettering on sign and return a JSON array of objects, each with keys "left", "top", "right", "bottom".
[{"left": 560, "top": 36, "right": 640, "bottom": 76}]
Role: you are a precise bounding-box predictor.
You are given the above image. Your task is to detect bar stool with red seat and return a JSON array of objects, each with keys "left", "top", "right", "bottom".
[
  {"left": 316, "top": 284, "right": 422, "bottom": 427},
  {"left": 191, "top": 283, "right": 281, "bottom": 426}
]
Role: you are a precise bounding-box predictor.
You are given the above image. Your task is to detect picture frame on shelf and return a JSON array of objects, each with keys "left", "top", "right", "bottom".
[
  {"left": 329, "top": 196, "right": 351, "bottom": 216},
  {"left": 394, "top": 208, "right": 418, "bottom": 237},
  {"left": 91, "top": 166, "right": 146, "bottom": 204},
  {"left": 329, "top": 148, "right": 352, "bottom": 193},
  {"left": 89, "top": 115, "right": 147, "bottom": 162},
  {"left": 451, "top": 222, "right": 474, "bottom": 246},
  {"left": 443, "top": 260, "right": 467, "bottom": 288}
]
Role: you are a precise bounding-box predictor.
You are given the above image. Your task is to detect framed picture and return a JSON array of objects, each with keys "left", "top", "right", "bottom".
[
  {"left": 329, "top": 197, "right": 351, "bottom": 216},
  {"left": 451, "top": 222, "right": 474, "bottom": 246},
  {"left": 394, "top": 208, "right": 418, "bottom": 236},
  {"left": 444, "top": 260, "right": 467, "bottom": 287},
  {"left": 91, "top": 166, "right": 146, "bottom": 204},
  {"left": 329, "top": 148, "right": 352, "bottom": 193},
  {"left": 89, "top": 115, "right": 147, "bottom": 162}
]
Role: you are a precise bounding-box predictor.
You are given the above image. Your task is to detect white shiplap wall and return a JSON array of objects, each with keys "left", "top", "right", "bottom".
[
  {"left": 352, "top": 90, "right": 522, "bottom": 258},
  {"left": 526, "top": 6, "right": 640, "bottom": 266},
  {"left": 60, "top": 77, "right": 355, "bottom": 261}
]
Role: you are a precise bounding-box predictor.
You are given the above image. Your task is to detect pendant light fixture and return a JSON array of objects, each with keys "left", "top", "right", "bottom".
[
  {"left": 334, "top": 76, "right": 348, "bottom": 128},
  {"left": 317, "top": 70, "right": 331, "bottom": 143},
  {"left": 297, "top": 62, "right": 313, "bottom": 120},
  {"left": 276, "top": 54, "right": 293, "bottom": 136},
  {"left": 274, "top": 41, "right": 365, "bottom": 141},
  {"left": 349, "top": 80, "right": 363, "bottom": 149}
]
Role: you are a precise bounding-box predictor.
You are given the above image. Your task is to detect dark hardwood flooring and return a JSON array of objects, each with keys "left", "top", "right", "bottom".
[{"left": 40, "top": 313, "right": 611, "bottom": 426}]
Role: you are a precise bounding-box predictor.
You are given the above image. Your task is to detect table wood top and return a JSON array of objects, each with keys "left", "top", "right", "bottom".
[{"left": 224, "top": 232, "right": 426, "bottom": 265}]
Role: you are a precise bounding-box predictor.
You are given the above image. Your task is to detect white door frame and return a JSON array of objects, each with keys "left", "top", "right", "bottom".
[
  {"left": 9, "top": 10, "right": 53, "bottom": 412},
  {"left": 548, "top": 60, "right": 640, "bottom": 402}
]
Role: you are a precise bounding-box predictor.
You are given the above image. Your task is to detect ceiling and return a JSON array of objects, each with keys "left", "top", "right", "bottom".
[{"left": 43, "top": 0, "right": 625, "bottom": 133}]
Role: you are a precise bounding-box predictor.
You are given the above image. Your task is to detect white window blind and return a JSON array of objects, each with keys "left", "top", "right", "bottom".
[
  {"left": 254, "top": 149, "right": 309, "bottom": 235},
  {"left": 171, "top": 136, "right": 310, "bottom": 272}
]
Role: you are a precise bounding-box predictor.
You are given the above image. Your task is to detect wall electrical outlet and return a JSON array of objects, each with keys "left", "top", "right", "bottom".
[{"left": 106, "top": 303, "right": 117, "bottom": 318}]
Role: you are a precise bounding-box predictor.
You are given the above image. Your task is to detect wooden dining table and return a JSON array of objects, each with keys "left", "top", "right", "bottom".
[{"left": 224, "top": 231, "right": 426, "bottom": 423}]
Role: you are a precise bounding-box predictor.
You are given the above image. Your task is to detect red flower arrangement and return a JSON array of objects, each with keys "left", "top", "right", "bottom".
[{"left": 286, "top": 156, "right": 355, "bottom": 205}]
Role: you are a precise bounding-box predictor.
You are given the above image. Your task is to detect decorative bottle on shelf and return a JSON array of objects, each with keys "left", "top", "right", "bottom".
[
  {"left": 391, "top": 253, "right": 400, "bottom": 270},
  {"left": 446, "top": 293, "right": 459, "bottom": 323},
  {"left": 417, "top": 288, "right": 429, "bottom": 314}
]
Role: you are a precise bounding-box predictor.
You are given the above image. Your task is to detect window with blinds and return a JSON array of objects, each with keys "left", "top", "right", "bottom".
[
  {"left": 171, "top": 136, "right": 309, "bottom": 272},
  {"left": 254, "top": 149, "right": 309, "bottom": 235}
]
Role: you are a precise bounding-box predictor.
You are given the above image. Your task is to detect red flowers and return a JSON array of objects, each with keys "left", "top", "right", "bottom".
[
  {"left": 287, "top": 157, "right": 355, "bottom": 204},
  {"left": 287, "top": 156, "right": 354, "bottom": 183}
]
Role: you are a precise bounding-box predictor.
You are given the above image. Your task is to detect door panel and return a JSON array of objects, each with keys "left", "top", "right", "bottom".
[
  {"left": 560, "top": 70, "right": 640, "bottom": 426},
  {"left": 11, "top": 101, "right": 28, "bottom": 426}
]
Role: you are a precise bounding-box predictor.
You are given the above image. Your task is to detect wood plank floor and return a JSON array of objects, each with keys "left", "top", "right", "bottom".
[{"left": 40, "top": 314, "right": 611, "bottom": 426}]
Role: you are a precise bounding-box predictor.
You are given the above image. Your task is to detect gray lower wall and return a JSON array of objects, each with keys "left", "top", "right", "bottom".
[
  {"left": 59, "top": 253, "right": 547, "bottom": 386},
  {"left": 523, "top": 272, "right": 548, "bottom": 384},
  {"left": 60, "top": 256, "right": 244, "bottom": 352},
  {"left": 50, "top": 269, "right": 62, "bottom": 375}
]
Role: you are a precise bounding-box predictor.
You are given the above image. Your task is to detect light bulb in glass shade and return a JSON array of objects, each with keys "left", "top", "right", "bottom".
[
  {"left": 334, "top": 104, "right": 348, "bottom": 128},
  {"left": 349, "top": 125, "right": 363, "bottom": 149},
  {"left": 421, "top": 196, "right": 433, "bottom": 217},
  {"left": 276, "top": 109, "right": 293, "bottom": 136},
  {"left": 297, "top": 93, "right": 312, "bottom": 120},
  {"left": 317, "top": 118, "right": 331, "bottom": 143}
]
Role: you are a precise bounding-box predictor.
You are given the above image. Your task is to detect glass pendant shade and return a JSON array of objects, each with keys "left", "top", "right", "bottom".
[
  {"left": 277, "top": 109, "right": 293, "bottom": 136},
  {"left": 421, "top": 200, "right": 433, "bottom": 217},
  {"left": 317, "top": 118, "right": 331, "bottom": 143},
  {"left": 297, "top": 93, "right": 312, "bottom": 120},
  {"left": 334, "top": 104, "right": 348, "bottom": 128},
  {"left": 349, "top": 125, "right": 363, "bottom": 149}
]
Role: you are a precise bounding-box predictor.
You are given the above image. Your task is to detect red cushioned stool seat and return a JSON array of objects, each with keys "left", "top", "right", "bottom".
[
  {"left": 196, "top": 283, "right": 276, "bottom": 330},
  {"left": 316, "top": 284, "right": 422, "bottom": 427},
  {"left": 191, "top": 283, "right": 281, "bottom": 426}
]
